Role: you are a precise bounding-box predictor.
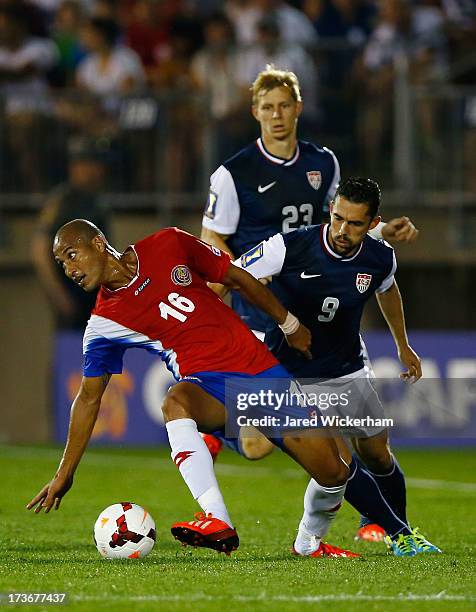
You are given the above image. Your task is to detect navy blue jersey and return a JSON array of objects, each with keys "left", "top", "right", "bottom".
[
  {"left": 202, "top": 137, "right": 340, "bottom": 331},
  {"left": 235, "top": 224, "right": 396, "bottom": 378}
]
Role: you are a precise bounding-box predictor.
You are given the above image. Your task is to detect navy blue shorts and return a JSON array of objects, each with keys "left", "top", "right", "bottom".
[{"left": 180, "top": 364, "right": 318, "bottom": 451}]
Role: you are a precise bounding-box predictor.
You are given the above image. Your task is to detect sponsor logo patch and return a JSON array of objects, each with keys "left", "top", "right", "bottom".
[
  {"left": 306, "top": 170, "right": 322, "bottom": 190},
  {"left": 171, "top": 265, "right": 192, "bottom": 286},
  {"left": 173, "top": 450, "right": 195, "bottom": 469},
  {"left": 258, "top": 181, "right": 277, "bottom": 193},
  {"left": 204, "top": 190, "right": 218, "bottom": 219},
  {"left": 356, "top": 273, "right": 372, "bottom": 293},
  {"left": 240, "top": 243, "right": 264, "bottom": 268},
  {"left": 134, "top": 277, "right": 151, "bottom": 296}
]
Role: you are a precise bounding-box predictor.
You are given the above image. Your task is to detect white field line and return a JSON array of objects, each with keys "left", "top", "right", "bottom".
[
  {"left": 72, "top": 592, "right": 474, "bottom": 603},
  {"left": 2, "top": 446, "right": 476, "bottom": 493}
]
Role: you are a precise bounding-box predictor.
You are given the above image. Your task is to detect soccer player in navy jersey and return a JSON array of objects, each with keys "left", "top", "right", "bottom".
[
  {"left": 27, "top": 219, "right": 361, "bottom": 558},
  {"left": 232, "top": 177, "right": 440, "bottom": 556}
]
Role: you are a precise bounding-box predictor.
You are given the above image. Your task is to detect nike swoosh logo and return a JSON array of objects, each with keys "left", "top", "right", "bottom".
[
  {"left": 258, "top": 181, "right": 277, "bottom": 193},
  {"left": 300, "top": 272, "right": 322, "bottom": 279}
]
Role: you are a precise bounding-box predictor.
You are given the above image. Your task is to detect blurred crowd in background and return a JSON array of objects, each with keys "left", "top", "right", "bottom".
[{"left": 0, "top": 0, "right": 475, "bottom": 194}]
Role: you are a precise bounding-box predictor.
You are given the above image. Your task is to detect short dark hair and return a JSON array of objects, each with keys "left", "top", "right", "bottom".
[
  {"left": 87, "top": 17, "right": 119, "bottom": 47},
  {"left": 335, "top": 177, "right": 381, "bottom": 219}
]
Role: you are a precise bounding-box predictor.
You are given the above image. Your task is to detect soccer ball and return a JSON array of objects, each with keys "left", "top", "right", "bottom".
[{"left": 93, "top": 502, "right": 156, "bottom": 559}]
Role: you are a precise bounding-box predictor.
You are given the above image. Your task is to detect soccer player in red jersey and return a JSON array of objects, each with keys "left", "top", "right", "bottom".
[{"left": 27, "top": 219, "right": 358, "bottom": 558}]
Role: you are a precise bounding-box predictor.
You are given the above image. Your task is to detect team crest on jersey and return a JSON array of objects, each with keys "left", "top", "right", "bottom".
[
  {"left": 241, "top": 243, "right": 264, "bottom": 268},
  {"left": 171, "top": 265, "right": 192, "bottom": 286},
  {"left": 306, "top": 170, "right": 322, "bottom": 191},
  {"left": 356, "top": 273, "right": 372, "bottom": 293}
]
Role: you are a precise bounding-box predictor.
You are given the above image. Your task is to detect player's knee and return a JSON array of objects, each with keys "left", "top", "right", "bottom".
[
  {"left": 320, "top": 458, "right": 349, "bottom": 487},
  {"left": 335, "top": 461, "right": 350, "bottom": 486},
  {"left": 356, "top": 434, "right": 393, "bottom": 474},
  {"left": 360, "top": 448, "right": 393, "bottom": 474},
  {"left": 161, "top": 387, "right": 192, "bottom": 422},
  {"left": 241, "top": 436, "right": 274, "bottom": 460}
]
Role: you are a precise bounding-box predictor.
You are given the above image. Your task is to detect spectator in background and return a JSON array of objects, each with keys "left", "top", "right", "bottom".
[
  {"left": 55, "top": 16, "right": 145, "bottom": 186},
  {"left": 304, "top": 0, "right": 375, "bottom": 44},
  {"left": 53, "top": 0, "right": 87, "bottom": 85},
  {"left": 28, "top": 0, "right": 94, "bottom": 19},
  {"left": 236, "top": 15, "right": 319, "bottom": 123},
  {"left": 226, "top": 0, "right": 317, "bottom": 46},
  {"left": 77, "top": 16, "right": 145, "bottom": 100},
  {"left": 256, "top": 0, "right": 318, "bottom": 46},
  {"left": 225, "top": 0, "right": 263, "bottom": 45},
  {"left": 356, "top": 0, "right": 448, "bottom": 173},
  {"left": 91, "top": 0, "right": 121, "bottom": 20},
  {"left": 302, "top": 0, "right": 376, "bottom": 165},
  {"left": 31, "top": 136, "right": 111, "bottom": 330},
  {"left": 125, "top": 0, "right": 171, "bottom": 81},
  {"left": 151, "top": 15, "right": 203, "bottom": 192},
  {"left": 0, "top": 3, "right": 59, "bottom": 191},
  {"left": 191, "top": 12, "right": 251, "bottom": 162}
]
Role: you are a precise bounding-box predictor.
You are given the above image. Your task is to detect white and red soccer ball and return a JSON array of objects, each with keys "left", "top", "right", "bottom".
[{"left": 94, "top": 502, "right": 156, "bottom": 559}]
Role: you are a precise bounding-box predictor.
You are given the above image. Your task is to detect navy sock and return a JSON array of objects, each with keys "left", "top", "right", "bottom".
[
  {"left": 345, "top": 458, "right": 411, "bottom": 538},
  {"left": 353, "top": 455, "right": 375, "bottom": 528},
  {"left": 369, "top": 456, "right": 408, "bottom": 525}
]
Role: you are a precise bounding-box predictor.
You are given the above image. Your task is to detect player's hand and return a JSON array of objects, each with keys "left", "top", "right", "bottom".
[
  {"left": 381, "top": 217, "right": 419, "bottom": 243},
  {"left": 285, "top": 323, "right": 312, "bottom": 360},
  {"left": 258, "top": 276, "right": 272, "bottom": 286},
  {"left": 26, "top": 472, "right": 73, "bottom": 514},
  {"left": 398, "top": 344, "right": 422, "bottom": 383}
]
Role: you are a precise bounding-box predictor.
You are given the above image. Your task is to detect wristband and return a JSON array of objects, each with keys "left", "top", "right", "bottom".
[{"left": 278, "top": 311, "right": 300, "bottom": 335}]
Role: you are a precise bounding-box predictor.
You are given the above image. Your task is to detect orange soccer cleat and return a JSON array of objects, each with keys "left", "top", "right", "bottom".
[
  {"left": 354, "top": 523, "right": 386, "bottom": 542},
  {"left": 200, "top": 433, "right": 223, "bottom": 463},
  {"left": 292, "top": 541, "right": 360, "bottom": 558},
  {"left": 171, "top": 512, "right": 239, "bottom": 555}
]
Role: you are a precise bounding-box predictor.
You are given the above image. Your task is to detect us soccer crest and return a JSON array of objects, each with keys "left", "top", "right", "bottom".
[
  {"left": 356, "top": 273, "right": 372, "bottom": 293},
  {"left": 171, "top": 265, "right": 192, "bottom": 286},
  {"left": 306, "top": 170, "right": 322, "bottom": 190}
]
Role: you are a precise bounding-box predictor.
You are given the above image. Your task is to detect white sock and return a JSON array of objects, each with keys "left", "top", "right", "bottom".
[
  {"left": 166, "top": 418, "right": 233, "bottom": 526},
  {"left": 294, "top": 479, "right": 346, "bottom": 555}
]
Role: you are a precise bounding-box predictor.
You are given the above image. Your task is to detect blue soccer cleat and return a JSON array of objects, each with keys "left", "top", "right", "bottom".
[
  {"left": 384, "top": 533, "right": 418, "bottom": 557},
  {"left": 410, "top": 527, "right": 442, "bottom": 553}
]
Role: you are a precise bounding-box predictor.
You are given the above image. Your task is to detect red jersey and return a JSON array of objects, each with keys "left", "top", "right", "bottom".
[{"left": 83, "top": 228, "right": 278, "bottom": 379}]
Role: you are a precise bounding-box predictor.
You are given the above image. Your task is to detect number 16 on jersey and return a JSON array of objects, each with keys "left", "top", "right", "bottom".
[{"left": 159, "top": 293, "right": 195, "bottom": 322}]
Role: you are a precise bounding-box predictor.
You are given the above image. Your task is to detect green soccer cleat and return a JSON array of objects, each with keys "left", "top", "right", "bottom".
[
  {"left": 411, "top": 527, "right": 442, "bottom": 553},
  {"left": 384, "top": 533, "right": 418, "bottom": 557}
]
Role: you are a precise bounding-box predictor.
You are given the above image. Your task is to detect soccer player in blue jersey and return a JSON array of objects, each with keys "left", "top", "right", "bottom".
[{"left": 231, "top": 177, "right": 440, "bottom": 556}]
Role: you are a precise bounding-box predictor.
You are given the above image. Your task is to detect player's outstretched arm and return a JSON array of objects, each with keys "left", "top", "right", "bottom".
[
  {"left": 376, "top": 281, "right": 422, "bottom": 382},
  {"left": 222, "top": 263, "right": 312, "bottom": 359},
  {"left": 27, "top": 373, "right": 111, "bottom": 514}
]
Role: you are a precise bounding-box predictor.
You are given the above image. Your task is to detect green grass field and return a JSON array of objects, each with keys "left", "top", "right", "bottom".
[{"left": 1, "top": 445, "right": 476, "bottom": 611}]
